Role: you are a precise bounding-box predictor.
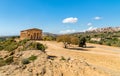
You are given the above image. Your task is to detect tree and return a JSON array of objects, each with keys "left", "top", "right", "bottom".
[
  {"left": 57, "top": 35, "right": 71, "bottom": 48},
  {"left": 42, "top": 36, "right": 56, "bottom": 41},
  {"left": 70, "top": 36, "right": 79, "bottom": 45},
  {"left": 78, "top": 36, "right": 86, "bottom": 47}
]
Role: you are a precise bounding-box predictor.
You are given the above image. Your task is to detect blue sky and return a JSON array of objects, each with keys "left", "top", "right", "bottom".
[{"left": 0, "top": 0, "right": 120, "bottom": 35}]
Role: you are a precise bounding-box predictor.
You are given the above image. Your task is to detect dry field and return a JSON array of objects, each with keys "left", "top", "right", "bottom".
[{"left": 38, "top": 41, "right": 120, "bottom": 76}]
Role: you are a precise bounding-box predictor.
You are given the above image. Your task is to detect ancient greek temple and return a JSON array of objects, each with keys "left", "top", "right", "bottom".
[{"left": 20, "top": 28, "right": 42, "bottom": 40}]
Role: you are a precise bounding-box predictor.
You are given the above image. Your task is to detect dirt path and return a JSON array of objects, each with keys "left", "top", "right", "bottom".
[{"left": 37, "top": 41, "right": 120, "bottom": 76}]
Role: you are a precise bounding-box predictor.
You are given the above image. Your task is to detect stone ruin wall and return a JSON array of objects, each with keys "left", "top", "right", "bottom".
[{"left": 20, "top": 29, "right": 42, "bottom": 40}]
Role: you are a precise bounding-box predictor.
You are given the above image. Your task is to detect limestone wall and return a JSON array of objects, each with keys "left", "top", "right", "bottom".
[{"left": 20, "top": 29, "right": 42, "bottom": 40}]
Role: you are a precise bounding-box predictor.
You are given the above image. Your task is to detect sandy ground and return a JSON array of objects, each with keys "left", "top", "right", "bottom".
[{"left": 37, "top": 41, "right": 120, "bottom": 76}]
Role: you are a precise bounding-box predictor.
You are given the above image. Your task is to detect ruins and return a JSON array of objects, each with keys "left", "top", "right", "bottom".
[{"left": 20, "top": 28, "right": 42, "bottom": 40}]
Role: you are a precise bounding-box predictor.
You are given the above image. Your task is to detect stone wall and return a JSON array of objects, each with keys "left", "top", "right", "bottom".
[{"left": 20, "top": 28, "right": 42, "bottom": 40}]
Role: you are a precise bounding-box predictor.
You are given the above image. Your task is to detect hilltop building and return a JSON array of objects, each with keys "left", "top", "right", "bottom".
[{"left": 20, "top": 28, "right": 42, "bottom": 40}]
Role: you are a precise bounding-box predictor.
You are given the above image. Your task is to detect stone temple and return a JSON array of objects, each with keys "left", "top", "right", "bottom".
[{"left": 20, "top": 28, "right": 42, "bottom": 40}]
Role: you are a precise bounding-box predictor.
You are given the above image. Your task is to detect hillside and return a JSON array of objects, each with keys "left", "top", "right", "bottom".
[
  {"left": 68, "top": 27, "right": 120, "bottom": 47},
  {"left": 0, "top": 39, "right": 112, "bottom": 76},
  {"left": 86, "top": 27, "right": 120, "bottom": 33},
  {"left": 43, "top": 32, "right": 58, "bottom": 37}
]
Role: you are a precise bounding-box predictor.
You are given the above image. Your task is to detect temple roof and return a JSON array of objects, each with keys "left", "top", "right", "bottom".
[{"left": 21, "top": 28, "right": 42, "bottom": 32}]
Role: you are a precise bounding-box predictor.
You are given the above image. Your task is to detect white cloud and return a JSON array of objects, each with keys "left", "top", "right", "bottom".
[
  {"left": 94, "top": 16, "right": 102, "bottom": 20},
  {"left": 87, "top": 23, "right": 92, "bottom": 26},
  {"left": 62, "top": 17, "right": 78, "bottom": 23},
  {"left": 59, "top": 29, "right": 76, "bottom": 34},
  {"left": 87, "top": 26, "right": 97, "bottom": 31}
]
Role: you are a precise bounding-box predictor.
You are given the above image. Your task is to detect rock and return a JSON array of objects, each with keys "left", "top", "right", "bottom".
[
  {"left": 0, "top": 50, "right": 110, "bottom": 76},
  {"left": 0, "top": 51, "right": 9, "bottom": 58}
]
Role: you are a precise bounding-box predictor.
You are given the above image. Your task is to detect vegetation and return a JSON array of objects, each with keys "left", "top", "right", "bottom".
[
  {"left": 42, "top": 36, "right": 56, "bottom": 41},
  {"left": 70, "top": 36, "right": 79, "bottom": 45},
  {"left": 22, "top": 55, "right": 37, "bottom": 65},
  {"left": 21, "top": 59, "right": 30, "bottom": 64},
  {"left": 56, "top": 31, "right": 120, "bottom": 48},
  {"left": 60, "top": 56, "right": 66, "bottom": 61},
  {"left": 0, "top": 38, "right": 46, "bottom": 52},
  {"left": 0, "top": 56, "right": 14, "bottom": 67},
  {"left": 57, "top": 35, "right": 86, "bottom": 48},
  {"left": 24, "top": 42, "right": 46, "bottom": 52},
  {"left": 0, "top": 37, "right": 18, "bottom": 52},
  {"left": 28, "top": 55, "right": 37, "bottom": 61},
  {"left": 36, "top": 43, "right": 46, "bottom": 52},
  {"left": 57, "top": 35, "right": 71, "bottom": 48},
  {"left": 18, "top": 39, "right": 30, "bottom": 46},
  {"left": 0, "top": 58, "right": 6, "bottom": 67},
  {"left": 0, "top": 46, "right": 4, "bottom": 50},
  {"left": 79, "top": 36, "right": 86, "bottom": 47},
  {"left": 5, "top": 56, "right": 14, "bottom": 65},
  {"left": 0, "top": 37, "right": 45, "bottom": 66},
  {"left": 71, "top": 31, "right": 120, "bottom": 47}
]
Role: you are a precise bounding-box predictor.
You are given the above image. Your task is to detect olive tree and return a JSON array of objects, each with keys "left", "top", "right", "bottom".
[
  {"left": 57, "top": 35, "right": 71, "bottom": 48},
  {"left": 57, "top": 35, "right": 79, "bottom": 48}
]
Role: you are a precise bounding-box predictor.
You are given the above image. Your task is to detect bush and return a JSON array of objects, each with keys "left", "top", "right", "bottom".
[
  {"left": 21, "top": 55, "right": 37, "bottom": 65},
  {"left": 18, "top": 40, "right": 46, "bottom": 52},
  {"left": 21, "top": 59, "right": 30, "bottom": 64},
  {"left": 36, "top": 43, "right": 46, "bottom": 52},
  {"left": 0, "top": 38, "right": 46, "bottom": 52},
  {"left": 0, "top": 38, "right": 18, "bottom": 51},
  {"left": 5, "top": 56, "right": 14, "bottom": 65},
  {"left": 106, "top": 42, "right": 111, "bottom": 46},
  {"left": 98, "top": 41, "right": 103, "bottom": 45},
  {"left": 18, "top": 39, "right": 30, "bottom": 46},
  {"left": 79, "top": 36, "right": 86, "bottom": 47},
  {"left": 0, "top": 56, "right": 14, "bottom": 66},
  {"left": 42, "top": 36, "right": 56, "bottom": 41},
  {"left": 0, "top": 60, "right": 6, "bottom": 67},
  {"left": 28, "top": 55, "right": 37, "bottom": 61},
  {"left": 26, "top": 42, "right": 46, "bottom": 52},
  {"left": 70, "top": 36, "right": 79, "bottom": 45},
  {"left": 60, "top": 56, "right": 66, "bottom": 61},
  {"left": 4, "top": 43, "right": 18, "bottom": 52},
  {"left": 0, "top": 46, "right": 3, "bottom": 51},
  {"left": 57, "top": 35, "right": 71, "bottom": 48}
]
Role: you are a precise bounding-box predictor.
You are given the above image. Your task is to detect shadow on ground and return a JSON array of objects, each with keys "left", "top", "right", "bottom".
[
  {"left": 67, "top": 45, "right": 95, "bottom": 51},
  {"left": 85, "top": 46, "right": 96, "bottom": 48},
  {"left": 47, "top": 55, "right": 57, "bottom": 60},
  {"left": 67, "top": 47, "right": 88, "bottom": 51}
]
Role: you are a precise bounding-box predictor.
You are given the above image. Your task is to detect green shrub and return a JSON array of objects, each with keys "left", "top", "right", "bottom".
[
  {"left": 0, "top": 57, "right": 3, "bottom": 60},
  {"left": 28, "top": 55, "right": 37, "bottom": 61},
  {"left": 98, "top": 41, "right": 103, "bottom": 45},
  {"left": 60, "top": 56, "right": 66, "bottom": 61},
  {"left": 106, "top": 42, "right": 111, "bottom": 46},
  {"left": 0, "top": 56, "right": 14, "bottom": 66},
  {"left": 21, "top": 41, "right": 45, "bottom": 51},
  {"left": 79, "top": 36, "right": 86, "bottom": 47},
  {"left": 5, "top": 56, "right": 14, "bottom": 65},
  {"left": 0, "top": 38, "right": 18, "bottom": 51},
  {"left": 42, "top": 36, "right": 56, "bottom": 41},
  {"left": 0, "top": 46, "right": 3, "bottom": 51},
  {"left": 0, "top": 38, "right": 46, "bottom": 52},
  {"left": 21, "top": 59, "right": 30, "bottom": 64},
  {"left": 4, "top": 43, "right": 18, "bottom": 52},
  {"left": 36, "top": 43, "right": 46, "bottom": 52},
  {"left": 18, "top": 39, "right": 30, "bottom": 46},
  {"left": 0, "top": 60, "right": 6, "bottom": 67}
]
